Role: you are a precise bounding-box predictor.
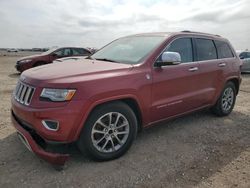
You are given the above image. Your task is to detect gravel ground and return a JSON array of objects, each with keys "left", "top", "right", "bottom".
[{"left": 0, "top": 52, "right": 249, "bottom": 188}]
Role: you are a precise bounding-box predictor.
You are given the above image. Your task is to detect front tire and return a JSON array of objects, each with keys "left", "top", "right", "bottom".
[
  {"left": 78, "top": 102, "right": 138, "bottom": 161},
  {"left": 211, "top": 81, "right": 236, "bottom": 116}
]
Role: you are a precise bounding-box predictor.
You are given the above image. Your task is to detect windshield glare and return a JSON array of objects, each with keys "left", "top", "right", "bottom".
[{"left": 92, "top": 36, "right": 166, "bottom": 64}]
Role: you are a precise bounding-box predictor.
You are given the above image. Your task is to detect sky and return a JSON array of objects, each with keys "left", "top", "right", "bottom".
[{"left": 0, "top": 0, "right": 249, "bottom": 50}]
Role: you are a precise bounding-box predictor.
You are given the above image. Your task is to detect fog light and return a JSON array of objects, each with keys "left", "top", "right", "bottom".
[{"left": 42, "top": 120, "right": 59, "bottom": 131}]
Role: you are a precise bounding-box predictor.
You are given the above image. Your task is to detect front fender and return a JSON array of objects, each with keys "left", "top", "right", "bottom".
[{"left": 69, "top": 93, "right": 147, "bottom": 141}]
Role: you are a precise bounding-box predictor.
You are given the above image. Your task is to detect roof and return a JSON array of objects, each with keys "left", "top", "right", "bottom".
[{"left": 128, "top": 31, "right": 224, "bottom": 40}]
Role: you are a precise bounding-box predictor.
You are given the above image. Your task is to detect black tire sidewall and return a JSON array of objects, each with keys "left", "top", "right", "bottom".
[
  {"left": 216, "top": 82, "right": 236, "bottom": 116},
  {"left": 78, "top": 102, "right": 138, "bottom": 161}
]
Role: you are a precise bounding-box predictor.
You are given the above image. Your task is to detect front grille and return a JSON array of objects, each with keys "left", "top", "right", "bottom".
[{"left": 14, "top": 82, "right": 35, "bottom": 106}]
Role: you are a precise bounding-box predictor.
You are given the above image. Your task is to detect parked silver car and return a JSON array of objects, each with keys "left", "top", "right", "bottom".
[
  {"left": 7, "top": 48, "right": 18, "bottom": 52},
  {"left": 239, "top": 51, "right": 250, "bottom": 72}
]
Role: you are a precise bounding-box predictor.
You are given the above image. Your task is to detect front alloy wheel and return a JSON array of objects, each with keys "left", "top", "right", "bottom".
[
  {"left": 78, "top": 102, "right": 137, "bottom": 161},
  {"left": 91, "top": 112, "right": 130, "bottom": 153}
]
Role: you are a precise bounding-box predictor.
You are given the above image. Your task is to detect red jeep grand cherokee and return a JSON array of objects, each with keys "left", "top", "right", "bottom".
[
  {"left": 15, "top": 47, "right": 92, "bottom": 72},
  {"left": 11, "top": 31, "right": 241, "bottom": 166}
]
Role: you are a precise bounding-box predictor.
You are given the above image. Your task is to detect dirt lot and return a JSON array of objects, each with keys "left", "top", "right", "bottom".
[{"left": 0, "top": 52, "right": 249, "bottom": 188}]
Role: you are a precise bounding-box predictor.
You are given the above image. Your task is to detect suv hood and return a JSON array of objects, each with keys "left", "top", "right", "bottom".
[
  {"left": 22, "top": 59, "right": 133, "bottom": 85},
  {"left": 18, "top": 54, "right": 43, "bottom": 61}
]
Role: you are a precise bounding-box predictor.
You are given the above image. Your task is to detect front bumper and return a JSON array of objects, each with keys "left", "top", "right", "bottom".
[
  {"left": 15, "top": 63, "right": 27, "bottom": 72},
  {"left": 11, "top": 111, "right": 70, "bottom": 165},
  {"left": 241, "top": 64, "right": 250, "bottom": 72},
  {"left": 11, "top": 97, "right": 83, "bottom": 142},
  {"left": 15, "top": 62, "right": 32, "bottom": 72}
]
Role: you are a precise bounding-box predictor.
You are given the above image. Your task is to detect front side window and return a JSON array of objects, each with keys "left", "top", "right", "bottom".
[
  {"left": 214, "top": 41, "right": 234, "bottom": 59},
  {"left": 91, "top": 36, "right": 166, "bottom": 64},
  {"left": 72, "top": 48, "right": 90, "bottom": 56},
  {"left": 195, "top": 38, "right": 217, "bottom": 61},
  {"left": 53, "top": 49, "right": 65, "bottom": 57},
  {"left": 54, "top": 48, "right": 71, "bottom": 57},
  {"left": 165, "top": 38, "right": 193, "bottom": 63}
]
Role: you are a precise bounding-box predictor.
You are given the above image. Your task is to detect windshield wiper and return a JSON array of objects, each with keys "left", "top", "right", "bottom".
[{"left": 95, "top": 58, "right": 120, "bottom": 63}]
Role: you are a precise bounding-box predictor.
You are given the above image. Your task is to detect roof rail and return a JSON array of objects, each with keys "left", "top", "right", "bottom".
[
  {"left": 181, "top": 30, "right": 191, "bottom": 33},
  {"left": 181, "top": 30, "right": 221, "bottom": 37}
]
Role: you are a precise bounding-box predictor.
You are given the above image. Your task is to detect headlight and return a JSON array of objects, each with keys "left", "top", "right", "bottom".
[
  {"left": 40, "top": 88, "right": 76, "bottom": 102},
  {"left": 19, "top": 59, "right": 32, "bottom": 64}
]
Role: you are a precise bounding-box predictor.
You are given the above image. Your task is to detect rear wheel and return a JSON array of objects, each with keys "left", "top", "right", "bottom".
[
  {"left": 211, "top": 81, "right": 236, "bottom": 116},
  {"left": 77, "top": 102, "right": 138, "bottom": 161}
]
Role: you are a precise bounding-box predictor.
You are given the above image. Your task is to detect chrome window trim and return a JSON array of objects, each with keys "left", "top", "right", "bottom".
[{"left": 153, "top": 35, "right": 237, "bottom": 68}]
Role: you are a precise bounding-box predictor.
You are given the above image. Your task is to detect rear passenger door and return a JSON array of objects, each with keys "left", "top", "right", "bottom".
[{"left": 193, "top": 38, "right": 226, "bottom": 105}]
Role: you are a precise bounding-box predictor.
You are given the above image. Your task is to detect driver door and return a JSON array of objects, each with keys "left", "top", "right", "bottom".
[{"left": 150, "top": 37, "right": 202, "bottom": 122}]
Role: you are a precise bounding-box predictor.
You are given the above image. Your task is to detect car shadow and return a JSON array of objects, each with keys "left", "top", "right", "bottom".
[
  {"left": 1, "top": 109, "right": 250, "bottom": 187},
  {"left": 68, "top": 109, "right": 250, "bottom": 186},
  {"left": 8, "top": 73, "right": 20, "bottom": 78}
]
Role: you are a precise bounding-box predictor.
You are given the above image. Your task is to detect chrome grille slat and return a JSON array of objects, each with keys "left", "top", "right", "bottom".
[
  {"left": 16, "top": 84, "right": 24, "bottom": 101},
  {"left": 20, "top": 85, "right": 27, "bottom": 103},
  {"left": 15, "top": 82, "right": 21, "bottom": 97},
  {"left": 24, "top": 87, "right": 32, "bottom": 105},
  {"left": 14, "top": 82, "right": 35, "bottom": 106},
  {"left": 27, "top": 88, "right": 35, "bottom": 104}
]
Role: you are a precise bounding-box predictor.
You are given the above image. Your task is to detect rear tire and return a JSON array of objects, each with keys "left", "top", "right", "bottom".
[
  {"left": 211, "top": 81, "right": 236, "bottom": 116},
  {"left": 77, "top": 102, "right": 138, "bottom": 161}
]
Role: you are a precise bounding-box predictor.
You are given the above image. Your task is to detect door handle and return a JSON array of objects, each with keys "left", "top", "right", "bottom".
[
  {"left": 188, "top": 67, "right": 198, "bottom": 72},
  {"left": 218, "top": 63, "right": 226, "bottom": 67}
]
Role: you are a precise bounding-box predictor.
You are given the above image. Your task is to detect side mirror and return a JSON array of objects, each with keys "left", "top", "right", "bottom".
[
  {"left": 155, "top": 52, "right": 181, "bottom": 67},
  {"left": 239, "top": 56, "right": 244, "bottom": 60}
]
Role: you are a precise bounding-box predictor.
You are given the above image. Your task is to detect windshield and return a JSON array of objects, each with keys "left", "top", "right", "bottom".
[
  {"left": 91, "top": 36, "right": 166, "bottom": 64},
  {"left": 41, "top": 47, "right": 58, "bottom": 55}
]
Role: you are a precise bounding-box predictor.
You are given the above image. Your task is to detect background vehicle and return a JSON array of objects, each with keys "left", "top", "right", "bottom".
[
  {"left": 7, "top": 48, "right": 18, "bottom": 52},
  {"left": 53, "top": 56, "right": 87, "bottom": 63},
  {"left": 11, "top": 31, "right": 241, "bottom": 166},
  {"left": 239, "top": 51, "right": 250, "bottom": 72},
  {"left": 15, "top": 47, "right": 92, "bottom": 72}
]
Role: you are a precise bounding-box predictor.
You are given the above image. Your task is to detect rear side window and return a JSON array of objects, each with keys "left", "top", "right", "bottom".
[
  {"left": 166, "top": 38, "right": 193, "bottom": 63},
  {"left": 195, "top": 38, "right": 217, "bottom": 61},
  {"left": 214, "top": 41, "right": 234, "bottom": 59}
]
